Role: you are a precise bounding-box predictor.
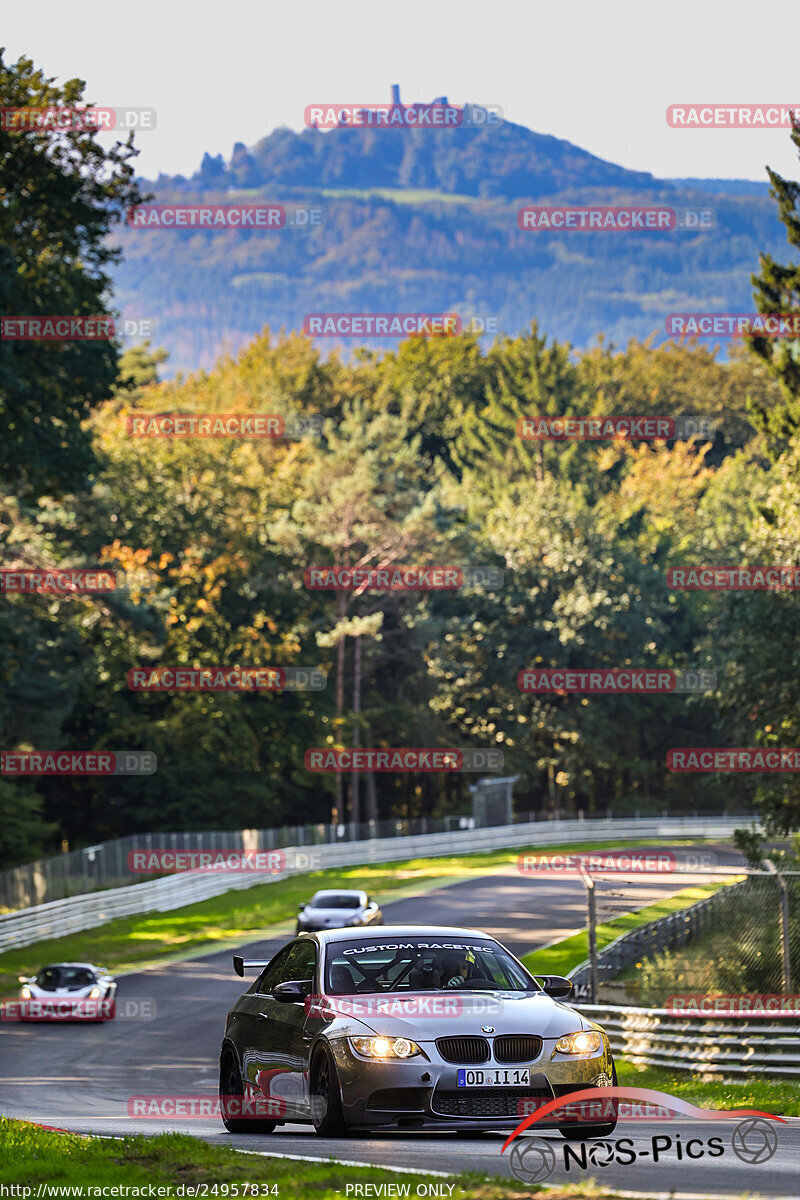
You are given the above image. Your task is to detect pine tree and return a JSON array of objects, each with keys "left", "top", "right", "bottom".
[{"left": 748, "top": 118, "right": 800, "bottom": 450}]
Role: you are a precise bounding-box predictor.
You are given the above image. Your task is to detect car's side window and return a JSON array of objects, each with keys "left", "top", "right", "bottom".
[
  {"left": 254, "top": 945, "right": 294, "bottom": 994},
  {"left": 256, "top": 940, "right": 318, "bottom": 994},
  {"left": 280, "top": 940, "right": 318, "bottom": 989}
]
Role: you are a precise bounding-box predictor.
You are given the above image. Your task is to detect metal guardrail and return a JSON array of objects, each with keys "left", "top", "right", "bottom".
[
  {"left": 0, "top": 816, "right": 747, "bottom": 952},
  {"left": 577, "top": 1003, "right": 800, "bottom": 1077},
  {"left": 1, "top": 805, "right": 756, "bottom": 912},
  {"left": 1, "top": 817, "right": 483, "bottom": 911}
]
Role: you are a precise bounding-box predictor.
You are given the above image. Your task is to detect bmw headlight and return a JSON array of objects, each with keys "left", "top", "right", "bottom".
[
  {"left": 20, "top": 986, "right": 31, "bottom": 999},
  {"left": 88, "top": 987, "right": 102, "bottom": 999},
  {"left": 350, "top": 1036, "right": 422, "bottom": 1059},
  {"left": 555, "top": 1031, "right": 602, "bottom": 1055}
]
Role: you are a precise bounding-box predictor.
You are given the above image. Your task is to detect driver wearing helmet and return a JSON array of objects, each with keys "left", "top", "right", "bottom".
[{"left": 442, "top": 949, "right": 477, "bottom": 988}]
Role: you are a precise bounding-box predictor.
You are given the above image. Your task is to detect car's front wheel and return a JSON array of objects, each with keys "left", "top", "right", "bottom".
[
  {"left": 559, "top": 1064, "right": 618, "bottom": 1140},
  {"left": 310, "top": 1043, "right": 349, "bottom": 1137},
  {"left": 219, "top": 1049, "right": 277, "bottom": 1134}
]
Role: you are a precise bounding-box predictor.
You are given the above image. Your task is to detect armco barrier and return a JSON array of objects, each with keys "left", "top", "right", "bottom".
[
  {"left": 0, "top": 816, "right": 747, "bottom": 951},
  {"left": 2, "top": 816, "right": 487, "bottom": 910},
  {"left": 576, "top": 1003, "right": 800, "bottom": 1077},
  {"left": 1, "top": 806, "right": 757, "bottom": 911}
]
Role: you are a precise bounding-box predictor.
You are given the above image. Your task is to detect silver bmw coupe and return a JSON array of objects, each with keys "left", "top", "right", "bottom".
[{"left": 219, "top": 925, "right": 617, "bottom": 1138}]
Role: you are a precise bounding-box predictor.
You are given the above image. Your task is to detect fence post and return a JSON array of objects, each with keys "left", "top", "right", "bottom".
[
  {"left": 580, "top": 868, "right": 598, "bottom": 1003},
  {"left": 765, "top": 860, "right": 792, "bottom": 992}
]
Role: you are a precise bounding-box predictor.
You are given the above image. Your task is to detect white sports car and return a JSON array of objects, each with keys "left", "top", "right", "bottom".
[
  {"left": 16, "top": 962, "right": 117, "bottom": 1021},
  {"left": 296, "top": 889, "right": 383, "bottom": 934}
]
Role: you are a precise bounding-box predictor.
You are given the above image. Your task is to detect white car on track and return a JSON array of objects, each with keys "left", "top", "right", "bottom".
[
  {"left": 296, "top": 889, "right": 383, "bottom": 934},
  {"left": 16, "top": 962, "right": 117, "bottom": 1021}
]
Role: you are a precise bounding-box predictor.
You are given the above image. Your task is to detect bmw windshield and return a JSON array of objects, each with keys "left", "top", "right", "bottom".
[{"left": 325, "top": 937, "right": 538, "bottom": 994}]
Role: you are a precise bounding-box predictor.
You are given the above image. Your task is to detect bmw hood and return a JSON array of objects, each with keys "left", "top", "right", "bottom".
[{"left": 315, "top": 990, "right": 592, "bottom": 1041}]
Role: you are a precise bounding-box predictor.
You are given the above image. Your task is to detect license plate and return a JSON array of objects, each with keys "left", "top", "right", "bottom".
[{"left": 457, "top": 1068, "right": 530, "bottom": 1087}]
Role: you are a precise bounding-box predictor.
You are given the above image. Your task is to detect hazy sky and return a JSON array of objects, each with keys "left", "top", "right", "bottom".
[{"left": 3, "top": 0, "right": 800, "bottom": 183}]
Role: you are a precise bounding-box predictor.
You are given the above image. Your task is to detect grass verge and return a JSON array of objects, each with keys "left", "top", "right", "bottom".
[
  {"left": 0, "top": 839, "right": 716, "bottom": 995},
  {"left": 519, "top": 881, "right": 737, "bottom": 978},
  {"left": 0, "top": 1116, "right": 625, "bottom": 1198},
  {"left": 617, "top": 1060, "right": 800, "bottom": 1116}
]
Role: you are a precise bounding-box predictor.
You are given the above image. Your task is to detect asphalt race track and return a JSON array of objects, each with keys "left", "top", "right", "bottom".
[{"left": 2, "top": 847, "right": 798, "bottom": 1198}]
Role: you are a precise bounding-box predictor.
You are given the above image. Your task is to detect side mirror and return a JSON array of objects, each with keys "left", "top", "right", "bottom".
[
  {"left": 298, "top": 903, "right": 306, "bottom": 911},
  {"left": 272, "top": 980, "right": 308, "bottom": 1003},
  {"left": 537, "top": 975, "right": 573, "bottom": 999}
]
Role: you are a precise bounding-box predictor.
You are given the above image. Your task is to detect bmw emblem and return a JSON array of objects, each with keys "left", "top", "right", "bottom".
[{"left": 481, "top": 1025, "right": 495, "bottom": 1033}]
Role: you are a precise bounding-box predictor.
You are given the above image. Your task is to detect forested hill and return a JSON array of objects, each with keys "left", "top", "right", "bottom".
[
  {"left": 112, "top": 97, "right": 785, "bottom": 376},
  {"left": 172, "top": 108, "right": 661, "bottom": 199}
]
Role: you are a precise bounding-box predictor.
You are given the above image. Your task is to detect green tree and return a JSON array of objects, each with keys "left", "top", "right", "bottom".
[
  {"left": 749, "top": 118, "right": 800, "bottom": 448},
  {"left": 0, "top": 50, "right": 145, "bottom": 496},
  {"left": 268, "top": 401, "right": 445, "bottom": 824}
]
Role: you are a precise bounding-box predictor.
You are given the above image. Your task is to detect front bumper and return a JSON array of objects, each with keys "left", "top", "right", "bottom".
[
  {"left": 327, "top": 1035, "right": 615, "bottom": 1130},
  {"left": 12, "top": 994, "right": 116, "bottom": 1020}
]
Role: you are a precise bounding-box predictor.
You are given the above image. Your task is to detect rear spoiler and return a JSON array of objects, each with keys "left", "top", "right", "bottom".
[{"left": 233, "top": 955, "right": 271, "bottom": 977}]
